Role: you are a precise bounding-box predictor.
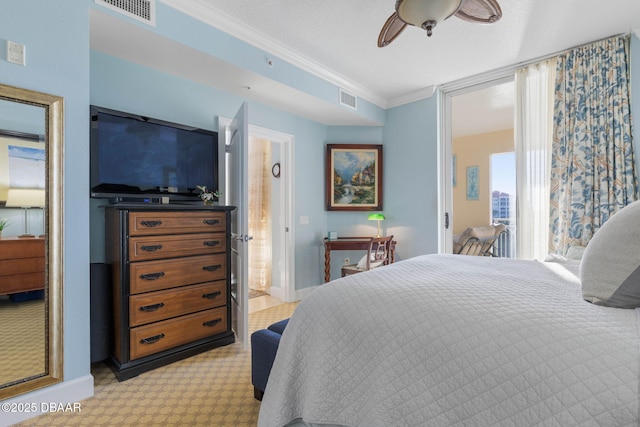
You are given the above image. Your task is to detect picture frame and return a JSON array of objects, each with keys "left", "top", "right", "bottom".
[
  {"left": 326, "top": 143, "right": 383, "bottom": 211},
  {"left": 452, "top": 154, "right": 457, "bottom": 187},
  {"left": 0, "top": 135, "right": 46, "bottom": 203},
  {"left": 466, "top": 165, "right": 479, "bottom": 200}
]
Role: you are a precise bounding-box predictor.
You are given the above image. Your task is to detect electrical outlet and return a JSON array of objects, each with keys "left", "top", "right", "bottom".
[{"left": 344, "top": 258, "right": 350, "bottom": 265}]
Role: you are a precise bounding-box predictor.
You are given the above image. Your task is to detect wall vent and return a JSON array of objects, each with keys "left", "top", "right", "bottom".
[
  {"left": 339, "top": 89, "right": 358, "bottom": 110},
  {"left": 95, "top": 0, "right": 156, "bottom": 26}
]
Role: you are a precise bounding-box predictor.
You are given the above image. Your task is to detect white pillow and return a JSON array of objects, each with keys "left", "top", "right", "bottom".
[
  {"left": 566, "top": 245, "right": 586, "bottom": 260},
  {"left": 580, "top": 200, "right": 640, "bottom": 308},
  {"left": 356, "top": 254, "right": 384, "bottom": 270},
  {"left": 356, "top": 255, "right": 369, "bottom": 270}
]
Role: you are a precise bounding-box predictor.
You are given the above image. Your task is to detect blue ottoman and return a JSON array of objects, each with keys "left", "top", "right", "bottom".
[{"left": 251, "top": 318, "right": 289, "bottom": 401}]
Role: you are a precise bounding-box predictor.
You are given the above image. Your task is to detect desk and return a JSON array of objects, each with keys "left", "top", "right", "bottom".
[
  {"left": 0, "top": 237, "right": 45, "bottom": 294},
  {"left": 323, "top": 236, "right": 396, "bottom": 283}
]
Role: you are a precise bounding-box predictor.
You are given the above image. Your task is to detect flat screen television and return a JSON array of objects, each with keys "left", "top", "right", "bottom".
[{"left": 90, "top": 105, "right": 218, "bottom": 202}]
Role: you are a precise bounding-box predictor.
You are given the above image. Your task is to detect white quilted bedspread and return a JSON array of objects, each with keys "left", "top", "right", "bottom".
[{"left": 258, "top": 254, "right": 640, "bottom": 427}]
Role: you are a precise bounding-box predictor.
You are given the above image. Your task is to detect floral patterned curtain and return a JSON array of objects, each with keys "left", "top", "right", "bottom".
[{"left": 549, "top": 36, "right": 638, "bottom": 255}]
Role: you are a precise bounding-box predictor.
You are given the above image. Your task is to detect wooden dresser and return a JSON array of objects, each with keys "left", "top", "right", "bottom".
[
  {"left": 104, "top": 204, "right": 236, "bottom": 381},
  {"left": 0, "top": 237, "right": 45, "bottom": 295}
]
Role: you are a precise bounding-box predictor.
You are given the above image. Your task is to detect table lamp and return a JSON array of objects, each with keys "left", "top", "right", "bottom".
[
  {"left": 5, "top": 188, "right": 45, "bottom": 237},
  {"left": 368, "top": 213, "right": 385, "bottom": 237}
]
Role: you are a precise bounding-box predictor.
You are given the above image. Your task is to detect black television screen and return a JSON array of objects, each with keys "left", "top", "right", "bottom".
[{"left": 90, "top": 105, "right": 218, "bottom": 201}]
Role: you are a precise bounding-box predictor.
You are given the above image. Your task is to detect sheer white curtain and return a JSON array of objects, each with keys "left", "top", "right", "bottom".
[
  {"left": 514, "top": 58, "right": 556, "bottom": 260},
  {"left": 248, "top": 137, "right": 272, "bottom": 293}
]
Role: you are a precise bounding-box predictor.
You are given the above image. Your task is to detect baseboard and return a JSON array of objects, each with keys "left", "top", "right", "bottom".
[
  {"left": 1, "top": 374, "right": 94, "bottom": 427},
  {"left": 269, "top": 286, "right": 285, "bottom": 301},
  {"left": 294, "top": 285, "right": 319, "bottom": 302}
]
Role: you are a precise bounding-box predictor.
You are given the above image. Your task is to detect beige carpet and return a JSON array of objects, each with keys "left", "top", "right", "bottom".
[
  {"left": 0, "top": 296, "right": 45, "bottom": 386},
  {"left": 17, "top": 302, "right": 298, "bottom": 427}
]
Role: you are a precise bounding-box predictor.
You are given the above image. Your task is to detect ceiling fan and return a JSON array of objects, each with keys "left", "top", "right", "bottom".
[{"left": 378, "top": 0, "right": 502, "bottom": 47}]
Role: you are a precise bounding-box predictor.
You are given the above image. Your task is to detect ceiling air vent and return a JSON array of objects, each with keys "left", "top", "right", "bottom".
[
  {"left": 339, "top": 89, "right": 358, "bottom": 110},
  {"left": 95, "top": 0, "right": 156, "bottom": 26}
]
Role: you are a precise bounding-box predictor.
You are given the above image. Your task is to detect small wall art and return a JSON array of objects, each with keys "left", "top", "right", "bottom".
[
  {"left": 466, "top": 165, "right": 479, "bottom": 201},
  {"left": 452, "top": 154, "right": 457, "bottom": 187}
]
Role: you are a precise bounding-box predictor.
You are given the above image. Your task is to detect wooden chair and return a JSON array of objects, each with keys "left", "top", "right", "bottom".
[
  {"left": 341, "top": 235, "right": 394, "bottom": 277},
  {"left": 453, "top": 224, "right": 506, "bottom": 257}
]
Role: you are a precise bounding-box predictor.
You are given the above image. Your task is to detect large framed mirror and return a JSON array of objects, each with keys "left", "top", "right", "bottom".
[{"left": 0, "top": 83, "right": 63, "bottom": 399}]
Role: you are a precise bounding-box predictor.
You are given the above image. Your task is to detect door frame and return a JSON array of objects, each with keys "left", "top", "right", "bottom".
[
  {"left": 219, "top": 117, "right": 295, "bottom": 303},
  {"left": 438, "top": 73, "right": 514, "bottom": 253}
]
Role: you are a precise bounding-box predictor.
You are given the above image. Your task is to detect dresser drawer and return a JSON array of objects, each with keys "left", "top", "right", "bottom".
[
  {"left": 0, "top": 272, "right": 45, "bottom": 294},
  {"left": 129, "top": 281, "right": 227, "bottom": 327},
  {"left": 0, "top": 257, "right": 45, "bottom": 276},
  {"left": 130, "top": 307, "right": 227, "bottom": 360},
  {"left": 0, "top": 238, "right": 45, "bottom": 260},
  {"left": 129, "top": 233, "right": 226, "bottom": 261},
  {"left": 130, "top": 254, "right": 226, "bottom": 294},
  {"left": 129, "top": 211, "right": 226, "bottom": 236}
]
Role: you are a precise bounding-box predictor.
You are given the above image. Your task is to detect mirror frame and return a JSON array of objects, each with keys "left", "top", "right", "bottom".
[{"left": 0, "top": 83, "right": 63, "bottom": 399}]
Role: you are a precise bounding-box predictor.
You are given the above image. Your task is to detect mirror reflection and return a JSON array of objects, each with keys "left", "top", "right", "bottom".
[{"left": 0, "top": 98, "right": 47, "bottom": 387}]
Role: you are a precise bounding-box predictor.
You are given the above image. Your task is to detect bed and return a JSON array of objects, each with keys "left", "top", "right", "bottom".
[{"left": 258, "top": 252, "right": 640, "bottom": 426}]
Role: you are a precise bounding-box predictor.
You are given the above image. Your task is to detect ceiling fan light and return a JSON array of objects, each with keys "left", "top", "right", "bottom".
[
  {"left": 396, "top": 0, "right": 463, "bottom": 29},
  {"left": 422, "top": 20, "right": 437, "bottom": 37}
]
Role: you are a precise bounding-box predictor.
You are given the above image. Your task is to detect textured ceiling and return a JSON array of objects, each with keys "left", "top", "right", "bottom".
[
  {"left": 170, "top": 0, "right": 640, "bottom": 105},
  {"left": 93, "top": 1, "right": 640, "bottom": 128}
]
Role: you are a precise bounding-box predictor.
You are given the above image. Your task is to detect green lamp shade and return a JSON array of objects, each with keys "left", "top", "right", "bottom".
[{"left": 368, "top": 213, "right": 385, "bottom": 221}]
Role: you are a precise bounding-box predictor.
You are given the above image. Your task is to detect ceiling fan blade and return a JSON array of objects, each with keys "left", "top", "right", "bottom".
[
  {"left": 454, "top": 0, "right": 502, "bottom": 24},
  {"left": 378, "top": 12, "right": 407, "bottom": 47}
]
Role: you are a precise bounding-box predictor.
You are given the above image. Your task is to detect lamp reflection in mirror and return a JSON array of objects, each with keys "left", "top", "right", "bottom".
[
  {"left": 5, "top": 188, "right": 45, "bottom": 237},
  {"left": 368, "top": 213, "right": 385, "bottom": 237}
]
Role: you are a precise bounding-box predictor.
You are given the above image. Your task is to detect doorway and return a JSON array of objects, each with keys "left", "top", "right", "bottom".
[
  {"left": 247, "top": 135, "right": 287, "bottom": 312},
  {"left": 218, "top": 117, "right": 295, "bottom": 311},
  {"left": 440, "top": 76, "right": 515, "bottom": 253}
]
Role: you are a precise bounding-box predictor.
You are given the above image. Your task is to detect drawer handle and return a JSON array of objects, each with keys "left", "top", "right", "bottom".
[
  {"left": 203, "top": 240, "right": 221, "bottom": 247},
  {"left": 141, "top": 244, "right": 163, "bottom": 252},
  {"left": 140, "top": 333, "right": 165, "bottom": 344},
  {"left": 203, "top": 219, "right": 221, "bottom": 226},
  {"left": 202, "top": 318, "right": 222, "bottom": 327},
  {"left": 140, "top": 220, "right": 162, "bottom": 227},
  {"left": 140, "top": 272, "right": 165, "bottom": 281},
  {"left": 203, "top": 264, "right": 222, "bottom": 272},
  {"left": 139, "top": 302, "right": 165, "bottom": 312},
  {"left": 202, "top": 291, "right": 222, "bottom": 300}
]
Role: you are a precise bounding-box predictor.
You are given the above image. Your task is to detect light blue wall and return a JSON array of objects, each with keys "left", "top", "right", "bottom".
[
  {"left": 93, "top": 1, "right": 385, "bottom": 126},
  {"left": 0, "top": 101, "right": 45, "bottom": 135},
  {"left": 0, "top": 0, "right": 92, "bottom": 404},
  {"left": 3, "top": 1, "right": 639, "bottom": 418},
  {"left": 322, "top": 100, "right": 439, "bottom": 279},
  {"left": 323, "top": 126, "right": 385, "bottom": 278},
  {"left": 89, "top": 52, "right": 330, "bottom": 290},
  {"left": 384, "top": 98, "right": 440, "bottom": 258}
]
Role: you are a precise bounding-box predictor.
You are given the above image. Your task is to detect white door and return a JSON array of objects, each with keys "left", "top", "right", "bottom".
[
  {"left": 439, "top": 75, "right": 514, "bottom": 253},
  {"left": 227, "top": 102, "right": 250, "bottom": 349}
]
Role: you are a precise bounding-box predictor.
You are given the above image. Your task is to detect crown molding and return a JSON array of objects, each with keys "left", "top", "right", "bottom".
[
  {"left": 386, "top": 86, "right": 436, "bottom": 109},
  {"left": 161, "top": 0, "right": 389, "bottom": 109}
]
